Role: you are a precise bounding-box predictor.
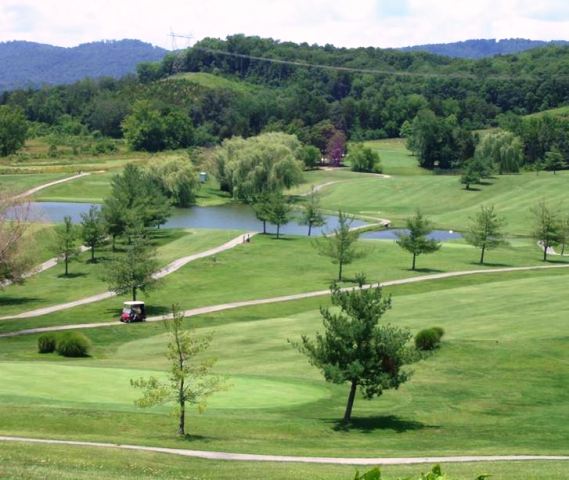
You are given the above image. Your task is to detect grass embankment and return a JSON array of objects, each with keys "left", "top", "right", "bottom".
[
  {"left": 0, "top": 228, "right": 241, "bottom": 319},
  {"left": 0, "top": 234, "right": 563, "bottom": 332},
  {"left": 0, "top": 270, "right": 568, "bottom": 460}
]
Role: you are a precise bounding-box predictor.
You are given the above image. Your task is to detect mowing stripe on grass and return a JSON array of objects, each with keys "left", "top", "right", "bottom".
[{"left": 2, "top": 263, "right": 569, "bottom": 338}]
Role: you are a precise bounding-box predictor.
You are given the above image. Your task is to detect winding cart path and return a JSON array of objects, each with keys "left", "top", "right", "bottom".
[
  {"left": 2, "top": 262, "right": 569, "bottom": 338},
  {"left": 0, "top": 232, "right": 256, "bottom": 322},
  {"left": 0, "top": 435, "right": 567, "bottom": 466}
]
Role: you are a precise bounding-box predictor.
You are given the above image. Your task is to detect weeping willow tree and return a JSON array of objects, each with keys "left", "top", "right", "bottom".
[
  {"left": 213, "top": 132, "right": 304, "bottom": 202},
  {"left": 475, "top": 131, "right": 524, "bottom": 174}
]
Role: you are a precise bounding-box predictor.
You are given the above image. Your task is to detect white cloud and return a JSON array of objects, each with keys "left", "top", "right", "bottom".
[{"left": 0, "top": 0, "right": 568, "bottom": 49}]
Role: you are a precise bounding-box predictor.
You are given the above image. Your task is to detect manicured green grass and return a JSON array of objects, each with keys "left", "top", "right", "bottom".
[
  {"left": 1, "top": 233, "right": 561, "bottom": 332},
  {"left": 0, "top": 229, "right": 241, "bottom": 318},
  {"left": 363, "top": 138, "right": 429, "bottom": 176},
  {"left": 317, "top": 169, "right": 569, "bottom": 234},
  {"left": 0, "top": 173, "right": 69, "bottom": 195},
  {"left": 35, "top": 171, "right": 113, "bottom": 203},
  {"left": 0, "top": 270, "right": 568, "bottom": 458},
  {"left": 2, "top": 443, "right": 568, "bottom": 480}
]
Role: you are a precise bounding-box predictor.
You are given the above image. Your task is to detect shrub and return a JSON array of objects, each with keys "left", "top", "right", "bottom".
[
  {"left": 55, "top": 332, "right": 92, "bottom": 357},
  {"left": 415, "top": 327, "right": 445, "bottom": 351},
  {"left": 37, "top": 333, "right": 57, "bottom": 354}
]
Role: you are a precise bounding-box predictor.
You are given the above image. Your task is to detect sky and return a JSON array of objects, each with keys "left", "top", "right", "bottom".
[{"left": 1, "top": 0, "right": 569, "bottom": 49}]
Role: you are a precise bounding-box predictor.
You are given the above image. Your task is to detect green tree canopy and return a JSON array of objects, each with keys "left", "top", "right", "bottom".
[
  {"left": 147, "top": 158, "right": 200, "bottom": 207},
  {"left": 299, "top": 187, "right": 326, "bottom": 236},
  {"left": 0, "top": 105, "right": 28, "bottom": 156},
  {"left": 475, "top": 131, "right": 523, "bottom": 174},
  {"left": 348, "top": 144, "right": 382, "bottom": 173},
  {"left": 266, "top": 192, "right": 291, "bottom": 239},
  {"left": 464, "top": 205, "right": 508, "bottom": 264},
  {"left": 396, "top": 211, "right": 441, "bottom": 270},
  {"left": 80, "top": 205, "right": 106, "bottom": 262},
  {"left": 532, "top": 201, "right": 563, "bottom": 262},
  {"left": 104, "top": 234, "right": 158, "bottom": 301},
  {"left": 214, "top": 132, "right": 304, "bottom": 201},
  {"left": 131, "top": 305, "right": 225, "bottom": 436},
  {"left": 292, "top": 284, "right": 418, "bottom": 424},
  {"left": 315, "top": 211, "right": 364, "bottom": 281}
]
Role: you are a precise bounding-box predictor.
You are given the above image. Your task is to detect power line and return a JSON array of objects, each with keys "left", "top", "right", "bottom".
[{"left": 187, "top": 45, "right": 569, "bottom": 82}]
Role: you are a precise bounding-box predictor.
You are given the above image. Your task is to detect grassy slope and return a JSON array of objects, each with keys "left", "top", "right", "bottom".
[
  {"left": 0, "top": 271, "right": 568, "bottom": 460},
  {"left": 0, "top": 229, "right": 241, "bottom": 318},
  {"left": 0, "top": 173, "right": 69, "bottom": 195},
  {"left": 1, "top": 234, "right": 562, "bottom": 331}
]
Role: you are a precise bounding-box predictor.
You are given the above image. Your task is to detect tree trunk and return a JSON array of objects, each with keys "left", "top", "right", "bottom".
[
  {"left": 132, "top": 286, "right": 137, "bottom": 301},
  {"left": 411, "top": 252, "right": 416, "bottom": 270},
  {"left": 112, "top": 235, "right": 116, "bottom": 252},
  {"left": 262, "top": 220, "right": 266, "bottom": 234},
  {"left": 64, "top": 254, "right": 69, "bottom": 276},
  {"left": 543, "top": 241, "right": 548, "bottom": 262},
  {"left": 562, "top": 243, "right": 566, "bottom": 256},
  {"left": 338, "top": 260, "right": 343, "bottom": 281},
  {"left": 308, "top": 223, "right": 312, "bottom": 237},
  {"left": 276, "top": 224, "right": 280, "bottom": 239},
  {"left": 178, "top": 395, "right": 185, "bottom": 436},
  {"left": 343, "top": 380, "right": 358, "bottom": 424},
  {"left": 479, "top": 244, "right": 486, "bottom": 264},
  {"left": 91, "top": 245, "right": 95, "bottom": 263}
]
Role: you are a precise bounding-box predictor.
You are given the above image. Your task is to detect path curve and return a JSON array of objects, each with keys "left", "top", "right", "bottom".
[
  {"left": 0, "top": 232, "right": 256, "bottom": 322},
  {"left": 12, "top": 172, "right": 92, "bottom": 200},
  {"left": 3, "top": 262, "right": 569, "bottom": 338},
  {"left": 0, "top": 436, "right": 567, "bottom": 466},
  {"left": 0, "top": 246, "right": 90, "bottom": 288}
]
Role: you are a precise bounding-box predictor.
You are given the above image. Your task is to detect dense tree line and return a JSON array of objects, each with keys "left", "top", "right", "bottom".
[{"left": 1, "top": 35, "right": 569, "bottom": 161}]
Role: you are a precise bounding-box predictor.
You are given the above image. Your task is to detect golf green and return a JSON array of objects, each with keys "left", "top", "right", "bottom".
[{"left": 0, "top": 362, "right": 330, "bottom": 412}]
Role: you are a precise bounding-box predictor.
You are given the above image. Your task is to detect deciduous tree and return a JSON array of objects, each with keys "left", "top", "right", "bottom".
[
  {"left": 104, "top": 235, "right": 158, "bottom": 300},
  {"left": 267, "top": 193, "right": 291, "bottom": 239},
  {"left": 55, "top": 216, "right": 80, "bottom": 276},
  {"left": 131, "top": 305, "right": 225, "bottom": 436},
  {"left": 464, "top": 205, "right": 508, "bottom": 264},
  {"left": 0, "top": 106, "right": 28, "bottom": 157},
  {"left": 80, "top": 205, "right": 106, "bottom": 262},
  {"left": 396, "top": 211, "right": 441, "bottom": 270},
  {"left": 532, "top": 201, "right": 563, "bottom": 262},
  {"left": 316, "top": 211, "right": 363, "bottom": 281},
  {"left": 299, "top": 187, "right": 326, "bottom": 236}
]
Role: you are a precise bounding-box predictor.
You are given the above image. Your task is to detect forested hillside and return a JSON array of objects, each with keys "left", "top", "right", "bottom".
[
  {"left": 1, "top": 34, "right": 568, "bottom": 165},
  {"left": 0, "top": 40, "right": 166, "bottom": 92},
  {"left": 399, "top": 38, "right": 569, "bottom": 59}
]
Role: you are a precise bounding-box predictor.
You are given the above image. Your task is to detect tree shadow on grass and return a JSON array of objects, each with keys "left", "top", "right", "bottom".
[
  {"left": 57, "top": 272, "right": 87, "bottom": 279},
  {"left": 329, "top": 415, "right": 437, "bottom": 434},
  {"left": 468, "top": 261, "right": 511, "bottom": 268},
  {"left": 410, "top": 268, "right": 444, "bottom": 274},
  {"left": 145, "top": 305, "right": 171, "bottom": 316},
  {"left": 180, "top": 433, "right": 213, "bottom": 443},
  {"left": 463, "top": 187, "right": 482, "bottom": 192},
  {"left": 0, "top": 296, "right": 41, "bottom": 307}
]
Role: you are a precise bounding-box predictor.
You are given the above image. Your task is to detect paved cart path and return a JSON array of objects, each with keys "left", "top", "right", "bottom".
[
  {"left": 0, "top": 232, "right": 256, "bottom": 322},
  {"left": 2, "top": 262, "right": 569, "bottom": 338},
  {"left": 0, "top": 435, "right": 567, "bottom": 466}
]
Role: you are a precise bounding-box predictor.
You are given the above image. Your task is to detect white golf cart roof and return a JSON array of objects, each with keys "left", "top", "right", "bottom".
[{"left": 123, "top": 301, "right": 145, "bottom": 306}]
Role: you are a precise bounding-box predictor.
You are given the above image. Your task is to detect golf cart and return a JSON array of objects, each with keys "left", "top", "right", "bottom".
[{"left": 120, "top": 301, "right": 146, "bottom": 323}]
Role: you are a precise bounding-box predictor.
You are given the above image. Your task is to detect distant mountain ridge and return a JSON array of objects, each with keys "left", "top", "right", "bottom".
[
  {"left": 399, "top": 38, "right": 569, "bottom": 59},
  {"left": 0, "top": 39, "right": 167, "bottom": 92}
]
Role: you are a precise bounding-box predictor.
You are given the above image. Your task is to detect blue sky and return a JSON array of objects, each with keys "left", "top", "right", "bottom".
[{"left": 0, "top": 0, "right": 568, "bottom": 49}]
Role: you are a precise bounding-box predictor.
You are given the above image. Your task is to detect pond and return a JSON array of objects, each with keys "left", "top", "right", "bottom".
[{"left": 29, "top": 202, "right": 462, "bottom": 240}]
